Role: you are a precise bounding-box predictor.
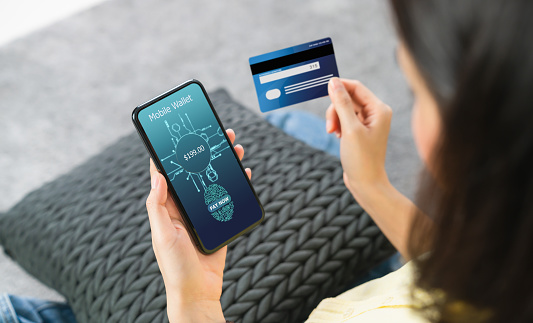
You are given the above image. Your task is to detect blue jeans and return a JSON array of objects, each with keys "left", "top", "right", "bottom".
[
  {"left": 1, "top": 110, "right": 400, "bottom": 323},
  {"left": 265, "top": 110, "right": 341, "bottom": 157},
  {"left": 0, "top": 294, "right": 76, "bottom": 323}
]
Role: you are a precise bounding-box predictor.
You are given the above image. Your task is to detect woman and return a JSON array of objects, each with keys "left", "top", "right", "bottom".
[{"left": 146, "top": 0, "right": 533, "bottom": 322}]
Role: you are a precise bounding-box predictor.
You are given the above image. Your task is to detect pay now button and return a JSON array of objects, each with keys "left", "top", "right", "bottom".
[{"left": 207, "top": 194, "right": 232, "bottom": 213}]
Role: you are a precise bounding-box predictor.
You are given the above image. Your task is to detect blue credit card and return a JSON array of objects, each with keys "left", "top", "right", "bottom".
[{"left": 249, "top": 37, "right": 339, "bottom": 113}]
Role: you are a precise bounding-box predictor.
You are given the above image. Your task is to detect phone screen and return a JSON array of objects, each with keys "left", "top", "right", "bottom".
[{"left": 135, "top": 81, "right": 264, "bottom": 252}]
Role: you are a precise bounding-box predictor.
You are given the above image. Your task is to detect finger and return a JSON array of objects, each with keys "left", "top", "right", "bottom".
[
  {"left": 147, "top": 162, "right": 196, "bottom": 261},
  {"left": 341, "top": 79, "right": 381, "bottom": 108},
  {"left": 328, "top": 77, "right": 361, "bottom": 132},
  {"left": 147, "top": 160, "right": 174, "bottom": 239},
  {"left": 234, "top": 144, "right": 244, "bottom": 160},
  {"left": 343, "top": 79, "right": 391, "bottom": 126},
  {"left": 226, "top": 129, "right": 236, "bottom": 145},
  {"left": 325, "top": 104, "right": 340, "bottom": 134},
  {"left": 245, "top": 167, "right": 252, "bottom": 179},
  {"left": 150, "top": 158, "right": 159, "bottom": 175},
  {"left": 165, "top": 190, "right": 183, "bottom": 222}
]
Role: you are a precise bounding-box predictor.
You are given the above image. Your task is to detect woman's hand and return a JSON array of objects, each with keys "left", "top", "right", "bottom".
[
  {"left": 326, "top": 77, "right": 393, "bottom": 208},
  {"left": 146, "top": 129, "right": 250, "bottom": 323},
  {"left": 326, "top": 78, "right": 423, "bottom": 259}
]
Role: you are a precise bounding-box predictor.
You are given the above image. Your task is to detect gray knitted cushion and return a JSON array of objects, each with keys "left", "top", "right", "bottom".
[{"left": 0, "top": 89, "right": 394, "bottom": 323}]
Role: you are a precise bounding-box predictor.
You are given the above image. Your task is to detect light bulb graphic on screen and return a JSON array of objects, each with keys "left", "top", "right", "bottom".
[{"left": 160, "top": 113, "right": 234, "bottom": 222}]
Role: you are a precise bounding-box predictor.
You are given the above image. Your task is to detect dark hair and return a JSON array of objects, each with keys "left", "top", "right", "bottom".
[{"left": 390, "top": 0, "right": 533, "bottom": 322}]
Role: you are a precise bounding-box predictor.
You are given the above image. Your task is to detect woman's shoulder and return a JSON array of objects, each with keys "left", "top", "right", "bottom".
[{"left": 305, "top": 261, "right": 429, "bottom": 323}]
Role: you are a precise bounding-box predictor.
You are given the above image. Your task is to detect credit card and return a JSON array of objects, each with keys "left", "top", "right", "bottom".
[{"left": 249, "top": 37, "right": 339, "bottom": 113}]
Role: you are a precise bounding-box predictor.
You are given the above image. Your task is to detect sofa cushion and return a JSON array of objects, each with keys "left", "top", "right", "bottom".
[{"left": 0, "top": 89, "right": 395, "bottom": 323}]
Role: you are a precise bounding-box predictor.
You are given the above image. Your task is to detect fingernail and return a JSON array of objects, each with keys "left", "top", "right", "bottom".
[
  {"left": 151, "top": 174, "right": 159, "bottom": 190},
  {"left": 326, "top": 120, "right": 332, "bottom": 132},
  {"left": 330, "top": 77, "right": 344, "bottom": 91}
]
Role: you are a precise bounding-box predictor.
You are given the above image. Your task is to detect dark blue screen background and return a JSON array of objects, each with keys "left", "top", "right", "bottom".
[{"left": 138, "top": 83, "right": 263, "bottom": 251}]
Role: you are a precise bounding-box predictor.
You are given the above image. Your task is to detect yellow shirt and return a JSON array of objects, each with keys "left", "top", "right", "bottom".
[{"left": 306, "top": 261, "right": 428, "bottom": 323}]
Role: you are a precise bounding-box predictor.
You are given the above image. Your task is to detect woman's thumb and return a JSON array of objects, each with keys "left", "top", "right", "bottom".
[
  {"left": 328, "top": 78, "right": 360, "bottom": 131},
  {"left": 146, "top": 164, "right": 174, "bottom": 242}
]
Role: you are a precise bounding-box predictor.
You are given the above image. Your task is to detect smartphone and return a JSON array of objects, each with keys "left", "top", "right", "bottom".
[{"left": 132, "top": 79, "right": 264, "bottom": 254}]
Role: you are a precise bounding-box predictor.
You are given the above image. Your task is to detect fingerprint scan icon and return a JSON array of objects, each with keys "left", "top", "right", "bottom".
[{"left": 204, "top": 184, "right": 234, "bottom": 222}]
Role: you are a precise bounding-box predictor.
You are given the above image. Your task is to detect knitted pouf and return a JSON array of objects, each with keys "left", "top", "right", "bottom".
[{"left": 0, "top": 90, "right": 395, "bottom": 323}]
